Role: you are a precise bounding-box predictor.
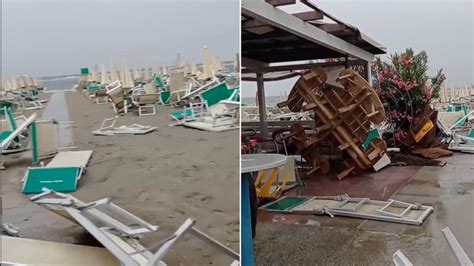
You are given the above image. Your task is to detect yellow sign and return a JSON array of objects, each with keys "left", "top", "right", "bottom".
[{"left": 412, "top": 120, "right": 434, "bottom": 142}]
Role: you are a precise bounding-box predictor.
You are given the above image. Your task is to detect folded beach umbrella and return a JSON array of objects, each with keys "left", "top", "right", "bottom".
[
  {"left": 109, "top": 63, "right": 118, "bottom": 82},
  {"left": 17, "top": 76, "right": 25, "bottom": 88},
  {"left": 176, "top": 52, "right": 183, "bottom": 67},
  {"left": 11, "top": 77, "right": 18, "bottom": 91},
  {"left": 133, "top": 68, "right": 142, "bottom": 81},
  {"left": 234, "top": 53, "right": 240, "bottom": 73},
  {"left": 202, "top": 46, "right": 211, "bottom": 80},
  {"left": 120, "top": 58, "right": 134, "bottom": 89},
  {"left": 25, "top": 76, "right": 34, "bottom": 88},
  {"left": 143, "top": 66, "right": 151, "bottom": 81},
  {"left": 153, "top": 64, "right": 162, "bottom": 76},
  {"left": 32, "top": 77, "right": 40, "bottom": 88},
  {"left": 190, "top": 61, "right": 197, "bottom": 76},
  {"left": 100, "top": 64, "right": 110, "bottom": 85}
]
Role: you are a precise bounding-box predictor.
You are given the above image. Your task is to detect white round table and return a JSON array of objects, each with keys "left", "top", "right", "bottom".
[
  {"left": 241, "top": 153, "right": 288, "bottom": 173},
  {"left": 240, "top": 153, "right": 288, "bottom": 265}
]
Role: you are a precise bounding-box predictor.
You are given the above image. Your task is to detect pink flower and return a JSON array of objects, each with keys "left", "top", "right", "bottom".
[{"left": 249, "top": 139, "right": 258, "bottom": 147}]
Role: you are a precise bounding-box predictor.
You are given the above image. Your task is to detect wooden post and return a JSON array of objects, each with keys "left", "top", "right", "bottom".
[
  {"left": 256, "top": 73, "right": 268, "bottom": 140},
  {"left": 366, "top": 60, "right": 372, "bottom": 86}
]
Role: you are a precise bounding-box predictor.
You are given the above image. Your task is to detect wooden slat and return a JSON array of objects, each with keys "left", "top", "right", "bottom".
[
  {"left": 265, "top": 0, "right": 296, "bottom": 6},
  {"left": 292, "top": 11, "right": 324, "bottom": 21}
]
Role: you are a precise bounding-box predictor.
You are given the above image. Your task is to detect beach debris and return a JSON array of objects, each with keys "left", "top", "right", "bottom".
[
  {"left": 277, "top": 67, "right": 387, "bottom": 179},
  {"left": 254, "top": 157, "right": 301, "bottom": 200},
  {"left": 260, "top": 194, "right": 433, "bottom": 225},
  {"left": 93, "top": 116, "right": 156, "bottom": 136},
  {"left": 393, "top": 250, "right": 414, "bottom": 266},
  {"left": 22, "top": 150, "right": 93, "bottom": 193},
  {"left": 437, "top": 109, "right": 474, "bottom": 154},
  {"left": 411, "top": 147, "right": 453, "bottom": 159},
  {"left": 30, "top": 189, "right": 240, "bottom": 265},
  {"left": 2, "top": 223, "right": 21, "bottom": 237},
  {"left": 441, "top": 227, "right": 473, "bottom": 266},
  {"left": 1, "top": 111, "right": 38, "bottom": 164}
]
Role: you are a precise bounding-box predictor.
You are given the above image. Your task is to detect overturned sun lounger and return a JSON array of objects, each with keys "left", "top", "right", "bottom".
[
  {"left": 260, "top": 194, "right": 433, "bottom": 225},
  {"left": 93, "top": 116, "right": 157, "bottom": 136},
  {"left": 30, "top": 189, "right": 240, "bottom": 265},
  {"left": 22, "top": 150, "right": 93, "bottom": 193}
]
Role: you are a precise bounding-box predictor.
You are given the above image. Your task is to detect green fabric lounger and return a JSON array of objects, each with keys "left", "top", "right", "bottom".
[
  {"left": 87, "top": 84, "right": 101, "bottom": 92},
  {"left": 468, "top": 130, "right": 474, "bottom": 138},
  {"left": 159, "top": 91, "right": 171, "bottom": 104},
  {"left": 154, "top": 76, "right": 165, "bottom": 89},
  {"left": 170, "top": 109, "right": 194, "bottom": 120},
  {"left": 22, "top": 167, "right": 81, "bottom": 194},
  {"left": 199, "top": 83, "right": 235, "bottom": 107}
]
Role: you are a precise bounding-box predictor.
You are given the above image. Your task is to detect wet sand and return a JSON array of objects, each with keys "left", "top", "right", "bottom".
[{"left": 2, "top": 91, "right": 239, "bottom": 265}]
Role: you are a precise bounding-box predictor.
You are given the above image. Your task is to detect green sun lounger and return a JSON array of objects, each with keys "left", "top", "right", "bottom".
[
  {"left": 154, "top": 75, "right": 165, "bottom": 89},
  {"left": 1, "top": 107, "right": 19, "bottom": 146},
  {"left": 22, "top": 167, "right": 81, "bottom": 194},
  {"left": 160, "top": 91, "right": 171, "bottom": 104},
  {"left": 170, "top": 108, "right": 194, "bottom": 120},
  {"left": 87, "top": 84, "right": 101, "bottom": 92},
  {"left": 0, "top": 101, "right": 15, "bottom": 110},
  {"left": 199, "top": 83, "right": 236, "bottom": 107}
]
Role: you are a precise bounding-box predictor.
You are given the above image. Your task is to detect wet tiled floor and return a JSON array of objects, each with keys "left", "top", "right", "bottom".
[{"left": 255, "top": 153, "right": 474, "bottom": 265}]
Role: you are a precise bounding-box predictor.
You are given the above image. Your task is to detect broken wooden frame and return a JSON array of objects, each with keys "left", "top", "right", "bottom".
[
  {"left": 30, "top": 189, "right": 239, "bottom": 265},
  {"left": 259, "top": 194, "right": 433, "bottom": 225}
]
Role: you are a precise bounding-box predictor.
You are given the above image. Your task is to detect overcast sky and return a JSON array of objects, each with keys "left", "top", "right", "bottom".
[
  {"left": 242, "top": 0, "right": 473, "bottom": 97},
  {"left": 2, "top": 0, "right": 239, "bottom": 77}
]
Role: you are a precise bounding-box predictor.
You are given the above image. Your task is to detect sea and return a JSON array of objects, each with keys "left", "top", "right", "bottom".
[
  {"left": 40, "top": 75, "right": 80, "bottom": 91},
  {"left": 39, "top": 61, "right": 237, "bottom": 92}
]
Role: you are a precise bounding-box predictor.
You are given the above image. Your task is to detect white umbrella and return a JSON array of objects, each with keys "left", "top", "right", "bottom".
[
  {"left": 176, "top": 53, "right": 183, "bottom": 67},
  {"left": 143, "top": 66, "right": 151, "bottom": 81},
  {"left": 110, "top": 63, "right": 118, "bottom": 82},
  {"left": 120, "top": 58, "right": 134, "bottom": 88},
  {"left": 202, "top": 46, "right": 211, "bottom": 80},
  {"left": 153, "top": 65, "right": 162, "bottom": 76},
  {"left": 100, "top": 64, "right": 110, "bottom": 85}
]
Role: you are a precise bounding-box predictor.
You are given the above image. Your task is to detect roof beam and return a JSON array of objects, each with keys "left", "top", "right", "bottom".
[
  {"left": 292, "top": 11, "right": 324, "bottom": 21},
  {"left": 317, "top": 23, "right": 347, "bottom": 33},
  {"left": 265, "top": 0, "right": 296, "bottom": 7},
  {"left": 242, "top": 59, "right": 366, "bottom": 74},
  {"left": 242, "top": 57, "right": 269, "bottom": 69},
  {"left": 242, "top": 0, "right": 375, "bottom": 62}
]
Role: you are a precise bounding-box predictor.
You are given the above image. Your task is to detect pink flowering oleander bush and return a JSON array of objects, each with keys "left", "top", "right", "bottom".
[{"left": 371, "top": 48, "right": 446, "bottom": 144}]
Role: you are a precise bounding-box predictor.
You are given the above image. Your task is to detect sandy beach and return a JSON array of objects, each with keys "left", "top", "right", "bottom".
[{"left": 2, "top": 90, "right": 239, "bottom": 265}]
